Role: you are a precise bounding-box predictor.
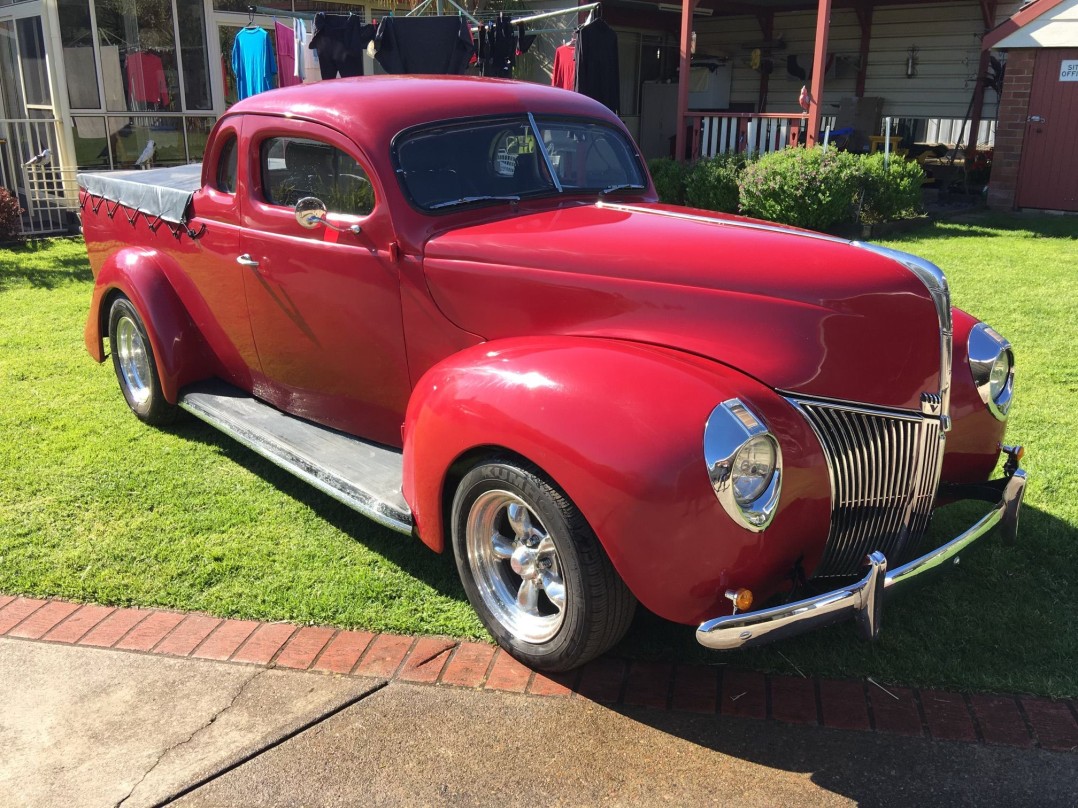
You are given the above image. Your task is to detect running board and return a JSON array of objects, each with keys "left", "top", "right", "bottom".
[{"left": 178, "top": 380, "right": 413, "bottom": 534}]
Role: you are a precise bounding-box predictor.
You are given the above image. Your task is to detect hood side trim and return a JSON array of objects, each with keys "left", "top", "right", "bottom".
[{"left": 596, "top": 202, "right": 852, "bottom": 244}]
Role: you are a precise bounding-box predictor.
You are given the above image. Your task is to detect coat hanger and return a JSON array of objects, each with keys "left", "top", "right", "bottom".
[{"left": 245, "top": 6, "right": 257, "bottom": 28}]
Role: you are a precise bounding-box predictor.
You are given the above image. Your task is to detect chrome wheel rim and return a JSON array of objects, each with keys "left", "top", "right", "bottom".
[
  {"left": 115, "top": 315, "right": 152, "bottom": 406},
  {"left": 466, "top": 490, "right": 567, "bottom": 644}
]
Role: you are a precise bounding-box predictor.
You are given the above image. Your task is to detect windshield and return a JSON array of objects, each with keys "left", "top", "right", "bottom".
[{"left": 393, "top": 115, "right": 646, "bottom": 212}]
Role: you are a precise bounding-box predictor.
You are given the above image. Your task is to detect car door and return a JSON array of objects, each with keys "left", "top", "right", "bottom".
[
  {"left": 238, "top": 116, "right": 411, "bottom": 448},
  {"left": 181, "top": 118, "right": 263, "bottom": 392}
]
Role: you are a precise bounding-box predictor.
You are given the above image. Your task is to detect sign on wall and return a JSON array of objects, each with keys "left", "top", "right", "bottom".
[{"left": 1061, "top": 60, "right": 1078, "bottom": 81}]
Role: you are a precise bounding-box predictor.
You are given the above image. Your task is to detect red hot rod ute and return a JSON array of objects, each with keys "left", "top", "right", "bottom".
[{"left": 78, "top": 76, "right": 1026, "bottom": 671}]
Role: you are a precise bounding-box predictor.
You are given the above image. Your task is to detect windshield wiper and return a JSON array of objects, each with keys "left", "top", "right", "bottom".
[
  {"left": 428, "top": 195, "right": 521, "bottom": 210},
  {"left": 599, "top": 183, "right": 647, "bottom": 197}
]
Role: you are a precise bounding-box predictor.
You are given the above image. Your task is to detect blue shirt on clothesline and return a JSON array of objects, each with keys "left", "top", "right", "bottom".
[{"left": 232, "top": 26, "right": 277, "bottom": 100}]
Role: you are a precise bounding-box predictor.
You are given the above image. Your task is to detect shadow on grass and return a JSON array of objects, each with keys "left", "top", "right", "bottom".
[
  {"left": 166, "top": 414, "right": 468, "bottom": 607},
  {"left": 162, "top": 405, "right": 1077, "bottom": 696},
  {"left": 0, "top": 241, "right": 93, "bottom": 291},
  {"left": 613, "top": 497, "right": 1077, "bottom": 697},
  {"left": 886, "top": 211, "right": 1078, "bottom": 243}
]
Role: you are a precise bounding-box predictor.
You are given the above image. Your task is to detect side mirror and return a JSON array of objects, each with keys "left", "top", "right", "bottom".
[
  {"left": 295, "top": 196, "right": 362, "bottom": 235},
  {"left": 295, "top": 196, "right": 328, "bottom": 229}
]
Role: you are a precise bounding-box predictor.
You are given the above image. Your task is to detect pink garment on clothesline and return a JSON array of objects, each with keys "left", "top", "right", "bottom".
[{"left": 276, "top": 21, "right": 302, "bottom": 87}]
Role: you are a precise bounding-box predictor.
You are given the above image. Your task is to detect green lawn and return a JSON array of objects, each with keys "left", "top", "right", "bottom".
[{"left": 1, "top": 213, "right": 1075, "bottom": 697}]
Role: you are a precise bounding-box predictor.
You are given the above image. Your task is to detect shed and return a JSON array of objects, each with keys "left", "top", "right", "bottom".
[{"left": 984, "top": 0, "right": 1078, "bottom": 211}]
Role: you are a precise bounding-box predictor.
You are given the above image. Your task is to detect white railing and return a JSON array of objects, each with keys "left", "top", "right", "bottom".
[
  {"left": 0, "top": 118, "right": 79, "bottom": 237},
  {"left": 690, "top": 113, "right": 839, "bottom": 160},
  {"left": 925, "top": 118, "right": 995, "bottom": 148},
  {"left": 885, "top": 117, "right": 996, "bottom": 149},
  {"left": 685, "top": 114, "right": 996, "bottom": 162}
]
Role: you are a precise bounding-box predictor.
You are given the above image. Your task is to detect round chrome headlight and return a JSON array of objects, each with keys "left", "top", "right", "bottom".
[
  {"left": 988, "top": 350, "right": 1011, "bottom": 401},
  {"left": 705, "top": 399, "right": 783, "bottom": 532},
  {"left": 968, "top": 323, "right": 1014, "bottom": 421},
  {"left": 732, "top": 435, "right": 778, "bottom": 505}
]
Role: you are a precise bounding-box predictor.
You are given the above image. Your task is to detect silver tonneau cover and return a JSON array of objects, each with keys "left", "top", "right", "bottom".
[{"left": 77, "top": 163, "right": 203, "bottom": 224}]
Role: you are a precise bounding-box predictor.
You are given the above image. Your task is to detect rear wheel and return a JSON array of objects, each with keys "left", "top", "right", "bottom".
[
  {"left": 107, "top": 296, "right": 176, "bottom": 426},
  {"left": 451, "top": 459, "right": 636, "bottom": 672}
]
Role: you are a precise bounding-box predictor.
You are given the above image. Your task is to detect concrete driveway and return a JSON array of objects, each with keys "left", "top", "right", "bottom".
[{"left": 2, "top": 637, "right": 1076, "bottom": 808}]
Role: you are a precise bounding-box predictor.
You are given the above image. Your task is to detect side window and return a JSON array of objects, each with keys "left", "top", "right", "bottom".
[
  {"left": 216, "top": 135, "right": 238, "bottom": 194},
  {"left": 260, "top": 136, "right": 374, "bottom": 217}
]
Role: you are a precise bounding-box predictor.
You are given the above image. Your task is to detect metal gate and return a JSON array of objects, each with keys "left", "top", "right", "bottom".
[
  {"left": 0, "top": 117, "right": 78, "bottom": 236},
  {"left": 1016, "top": 48, "right": 1078, "bottom": 212}
]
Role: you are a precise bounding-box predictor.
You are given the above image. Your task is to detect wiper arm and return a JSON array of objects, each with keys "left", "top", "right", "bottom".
[
  {"left": 428, "top": 195, "right": 521, "bottom": 210},
  {"left": 599, "top": 183, "right": 647, "bottom": 197}
]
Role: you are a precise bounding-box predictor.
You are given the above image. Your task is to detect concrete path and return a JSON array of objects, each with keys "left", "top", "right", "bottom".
[
  {"left": 2, "top": 636, "right": 1077, "bottom": 808},
  {"left": 174, "top": 682, "right": 1078, "bottom": 808},
  {"left": 0, "top": 639, "right": 383, "bottom": 808}
]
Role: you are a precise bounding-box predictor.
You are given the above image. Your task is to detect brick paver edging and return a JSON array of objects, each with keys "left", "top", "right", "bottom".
[{"left": 3, "top": 595, "right": 1076, "bottom": 752}]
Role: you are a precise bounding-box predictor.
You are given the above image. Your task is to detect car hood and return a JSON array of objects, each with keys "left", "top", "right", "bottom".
[{"left": 422, "top": 202, "right": 942, "bottom": 411}]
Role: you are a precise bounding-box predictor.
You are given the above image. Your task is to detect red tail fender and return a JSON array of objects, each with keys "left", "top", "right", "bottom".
[
  {"left": 401, "top": 336, "right": 831, "bottom": 625},
  {"left": 84, "top": 248, "right": 210, "bottom": 403}
]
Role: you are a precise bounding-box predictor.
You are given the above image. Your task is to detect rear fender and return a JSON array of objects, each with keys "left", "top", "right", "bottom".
[
  {"left": 85, "top": 248, "right": 210, "bottom": 403},
  {"left": 402, "top": 336, "right": 831, "bottom": 624}
]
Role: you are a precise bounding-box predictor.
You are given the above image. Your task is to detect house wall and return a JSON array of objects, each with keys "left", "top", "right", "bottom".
[{"left": 693, "top": 1, "right": 1021, "bottom": 120}]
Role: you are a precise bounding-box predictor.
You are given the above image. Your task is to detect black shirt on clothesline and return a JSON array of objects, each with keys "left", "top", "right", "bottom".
[
  {"left": 575, "top": 19, "right": 620, "bottom": 114},
  {"left": 373, "top": 16, "right": 474, "bottom": 75}
]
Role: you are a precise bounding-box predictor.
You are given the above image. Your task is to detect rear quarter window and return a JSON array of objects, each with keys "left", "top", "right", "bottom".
[{"left": 216, "top": 135, "right": 238, "bottom": 194}]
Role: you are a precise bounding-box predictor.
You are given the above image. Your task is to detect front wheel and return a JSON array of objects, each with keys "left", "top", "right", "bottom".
[
  {"left": 451, "top": 460, "right": 636, "bottom": 672},
  {"left": 107, "top": 295, "right": 176, "bottom": 426}
]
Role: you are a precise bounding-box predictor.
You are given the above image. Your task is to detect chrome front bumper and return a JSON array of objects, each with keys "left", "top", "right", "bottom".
[{"left": 696, "top": 466, "right": 1028, "bottom": 650}]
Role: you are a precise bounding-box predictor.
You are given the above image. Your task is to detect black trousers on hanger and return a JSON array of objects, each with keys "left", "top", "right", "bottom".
[{"left": 310, "top": 13, "right": 374, "bottom": 79}]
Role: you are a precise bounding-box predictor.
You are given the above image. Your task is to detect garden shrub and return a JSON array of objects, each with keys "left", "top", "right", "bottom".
[
  {"left": 859, "top": 152, "right": 925, "bottom": 224},
  {"left": 647, "top": 157, "right": 687, "bottom": 205},
  {"left": 0, "top": 188, "right": 23, "bottom": 243},
  {"left": 683, "top": 154, "right": 743, "bottom": 213},
  {"left": 738, "top": 147, "right": 862, "bottom": 231}
]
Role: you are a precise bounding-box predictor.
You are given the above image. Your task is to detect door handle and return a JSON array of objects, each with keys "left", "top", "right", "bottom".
[
  {"left": 1027, "top": 115, "right": 1046, "bottom": 123},
  {"left": 236, "top": 253, "right": 260, "bottom": 268}
]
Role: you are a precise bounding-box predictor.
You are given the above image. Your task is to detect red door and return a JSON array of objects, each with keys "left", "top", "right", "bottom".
[
  {"left": 238, "top": 118, "right": 411, "bottom": 449},
  {"left": 1015, "top": 48, "right": 1078, "bottom": 211}
]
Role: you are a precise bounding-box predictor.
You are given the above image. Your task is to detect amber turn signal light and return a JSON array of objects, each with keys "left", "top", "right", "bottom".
[{"left": 724, "top": 588, "right": 754, "bottom": 614}]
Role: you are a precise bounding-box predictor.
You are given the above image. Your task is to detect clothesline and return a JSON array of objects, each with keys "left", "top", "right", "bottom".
[
  {"left": 406, "top": 2, "right": 602, "bottom": 33},
  {"left": 407, "top": 0, "right": 479, "bottom": 26},
  {"left": 253, "top": 5, "right": 320, "bottom": 22},
  {"left": 244, "top": 3, "right": 602, "bottom": 36},
  {"left": 513, "top": 3, "right": 600, "bottom": 27}
]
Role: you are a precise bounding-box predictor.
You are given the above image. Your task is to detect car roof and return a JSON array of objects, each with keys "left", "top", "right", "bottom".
[{"left": 227, "top": 75, "right": 625, "bottom": 151}]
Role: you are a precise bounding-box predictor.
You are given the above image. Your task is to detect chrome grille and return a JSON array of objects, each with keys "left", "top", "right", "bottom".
[{"left": 793, "top": 398, "right": 945, "bottom": 578}]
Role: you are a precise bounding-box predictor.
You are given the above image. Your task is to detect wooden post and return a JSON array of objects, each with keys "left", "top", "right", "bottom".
[
  {"left": 807, "top": 0, "right": 832, "bottom": 147},
  {"left": 855, "top": 4, "right": 873, "bottom": 98},
  {"left": 674, "top": 0, "right": 697, "bottom": 162},
  {"left": 966, "top": 0, "right": 998, "bottom": 158},
  {"left": 757, "top": 12, "right": 774, "bottom": 112}
]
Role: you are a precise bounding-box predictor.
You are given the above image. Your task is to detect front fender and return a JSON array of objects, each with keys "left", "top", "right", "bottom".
[
  {"left": 942, "top": 308, "right": 1008, "bottom": 484},
  {"left": 403, "top": 336, "right": 831, "bottom": 625},
  {"left": 85, "top": 248, "right": 210, "bottom": 403}
]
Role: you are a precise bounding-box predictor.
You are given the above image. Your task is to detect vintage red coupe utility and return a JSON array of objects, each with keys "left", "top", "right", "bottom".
[{"left": 78, "top": 76, "right": 1026, "bottom": 671}]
